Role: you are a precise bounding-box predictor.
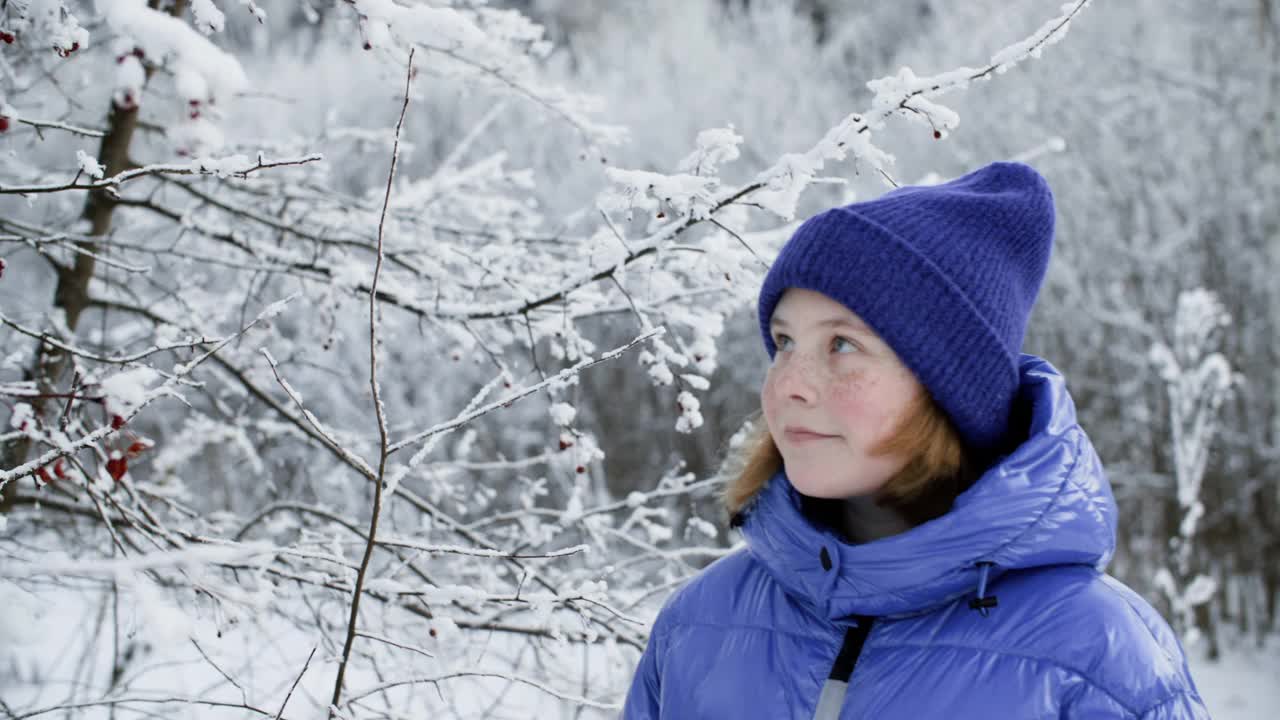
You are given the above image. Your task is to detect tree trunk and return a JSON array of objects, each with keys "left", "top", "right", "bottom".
[{"left": 0, "top": 0, "right": 188, "bottom": 510}]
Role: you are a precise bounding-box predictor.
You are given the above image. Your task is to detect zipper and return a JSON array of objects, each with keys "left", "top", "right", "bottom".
[{"left": 811, "top": 615, "right": 874, "bottom": 719}]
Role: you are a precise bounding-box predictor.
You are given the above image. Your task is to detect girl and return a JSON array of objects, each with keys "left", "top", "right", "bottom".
[{"left": 622, "top": 162, "right": 1210, "bottom": 719}]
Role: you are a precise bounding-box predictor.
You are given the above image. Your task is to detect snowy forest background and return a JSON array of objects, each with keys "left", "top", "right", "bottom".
[{"left": 2, "top": 0, "right": 1278, "bottom": 717}]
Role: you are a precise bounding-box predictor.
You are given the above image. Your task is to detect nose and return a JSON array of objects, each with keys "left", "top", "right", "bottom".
[{"left": 773, "top": 352, "right": 820, "bottom": 405}]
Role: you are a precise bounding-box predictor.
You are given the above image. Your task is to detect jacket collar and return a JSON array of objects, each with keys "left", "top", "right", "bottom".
[{"left": 739, "top": 354, "right": 1118, "bottom": 620}]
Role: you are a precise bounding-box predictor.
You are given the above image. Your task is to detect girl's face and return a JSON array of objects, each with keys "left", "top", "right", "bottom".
[{"left": 762, "top": 288, "right": 924, "bottom": 499}]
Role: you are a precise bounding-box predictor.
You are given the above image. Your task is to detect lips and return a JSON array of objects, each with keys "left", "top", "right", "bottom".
[{"left": 783, "top": 426, "right": 838, "bottom": 443}]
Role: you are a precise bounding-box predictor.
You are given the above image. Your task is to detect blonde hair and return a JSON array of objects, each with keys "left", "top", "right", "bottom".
[{"left": 723, "top": 387, "right": 977, "bottom": 527}]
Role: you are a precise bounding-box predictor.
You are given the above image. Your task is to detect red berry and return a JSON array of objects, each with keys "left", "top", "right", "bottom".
[
  {"left": 70, "top": 41, "right": 79, "bottom": 52},
  {"left": 558, "top": 439, "right": 573, "bottom": 451},
  {"left": 575, "top": 465, "right": 586, "bottom": 474},
  {"left": 53, "top": 459, "right": 67, "bottom": 479},
  {"left": 0, "top": 116, "right": 8, "bottom": 133},
  {"left": 428, "top": 627, "right": 437, "bottom": 638},
  {"left": 125, "top": 440, "right": 151, "bottom": 457},
  {"left": 0, "top": 258, "right": 5, "bottom": 277},
  {"left": 132, "top": 48, "right": 145, "bottom": 59},
  {"left": 111, "top": 415, "right": 126, "bottom": 430},
  {"left": 0, "top": 31, "right": 15, "bottom": 44},
  {"left": 106, "top": 456, "right": 128, "bottom": 481},
  {"left": 36, "top": 467, "right": 52, "bottom": 485},
  {"left": 363, "top": 41, "right": 372, "bottom": 50},
  {"left": 933, "top": 129, "right": 942, "bottom": 139}
]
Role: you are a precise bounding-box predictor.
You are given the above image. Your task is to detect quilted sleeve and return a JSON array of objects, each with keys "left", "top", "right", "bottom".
[
  {"left": 1138, "top": 691, "right": 1212, "bottom": 720},
  {"left": 620, "top": 609, "right": 669, "bottom": 719},
  {"left": 1061, "top": 684, "right": 1213, "bottom": 719}
]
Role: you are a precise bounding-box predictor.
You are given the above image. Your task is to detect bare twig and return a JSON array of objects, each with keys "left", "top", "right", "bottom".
[
  {"left": 274, "top": 646, "right": 316, "bottom": 720},
  {"left": 10, "top": 696, "right": 278, "bottom": 719},
  {"left": 329, "top": 47, "right": 415, "bottom": 714},
  {"left": 190, "top": 637, "right": 248, "bottom": 706},
  {"left": 387, "top": 327, "right": 663, "bottom": 455},
  {"left": 0, "top": 311, "right": 220, "bottom": 364},
  {"left": 353, "top": 632, "right": 435, "bottom": 660},
  {"left": 706, "top": 218, "right": 768, "bottom": 269},
  {"left": 260, "top": 348, "right": 378, "bottom": 479},
  {"left": 343, "top": 670, "right": 620, "bottom": 712}
]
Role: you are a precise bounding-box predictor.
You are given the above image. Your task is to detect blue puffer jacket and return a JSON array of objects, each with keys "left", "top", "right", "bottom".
[{"left": 623, "top": 355, "right": 1210, "bottom": 719}]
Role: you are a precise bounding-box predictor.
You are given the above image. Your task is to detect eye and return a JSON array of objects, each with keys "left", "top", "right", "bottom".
[
  {"left": 773, "top": 333, "right": 794, "bottom": 351},
  {"left": 832, "top": 336, "right": 860, "bottom": 354}
]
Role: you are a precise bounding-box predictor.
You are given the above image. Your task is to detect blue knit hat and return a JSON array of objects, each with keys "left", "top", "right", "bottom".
[{"left": 757, "top": 161, "right": 1055, "bottom": 453}]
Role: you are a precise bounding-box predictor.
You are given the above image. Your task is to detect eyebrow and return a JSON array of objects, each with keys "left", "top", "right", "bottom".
[{"left": 770, "top": 316, "right": 873, "bottom": 334}]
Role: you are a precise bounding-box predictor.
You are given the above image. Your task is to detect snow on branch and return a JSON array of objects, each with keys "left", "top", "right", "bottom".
[
  {"left": 12, "top": 116, "right": 106, "bottom": 138},
  {"left": 1, "top": 0, "right": 89, "bottom": 56},
  {"left": 597, "top": 0, "right": 1092, "bottom": 224},
  {"left": 0, "top": 153, "right": 324, "bottom": 195},
  {"left": 0, "top": 293, "right": 298, "bottom": 491},
  {"left": 747, "top": 0, "right": 1092, "bottom": 219},
  {"left": 1, "top": 540, "right": 275, "bottom": 578},
  {"left": 387, "top": 327, "right": 666, "bottom": 455},
  {"left": 100, "top": 0, "right": 246, "bottom": 103},
  {"left": 346, "top": 0, "right": 626, "bottom": 147},
  {"left": 0, "top": 311, "right": 219, "bottom": 364}
]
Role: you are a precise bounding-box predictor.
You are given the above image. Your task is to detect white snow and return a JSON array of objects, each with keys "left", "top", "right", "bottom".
[
  {"left": 679, "top": 373, "right": 710, "bottom": 391},
  {"left": 549, "top": 402, "right": 577, "bottom": 426},
  {"left": 114, "top": 54, "right": 145, "bottom": 108},
  {"left": 75, "top": 149, "right": 105, "bottom": 179},
  {"left": 677, "top": 126, "right": 744, "bottom": 176},
  {"left": 599, "top": 167, "right": 720, "bottom": 222},
  {"left": 99, "top": 366, "right": 161, "bottom": 418},
  {"left": 1189, "top": 634, "right": 1280, "bottom": 720},
  {"left": 190, "top": 0, "right": 225, "bottom": 34},
  {"left": 674, "top": 390, "right": 702, "bottom": 433},
  {"left": 98, "top": 0, "right": 248, "bottom": 102}
]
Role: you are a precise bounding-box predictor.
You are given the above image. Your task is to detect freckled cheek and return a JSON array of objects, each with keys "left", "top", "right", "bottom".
[
  {"left": 760, "top": 369, "right": 788, "bottom": 424},
  {"left": 827, "top": 374, "right": 891, "bottom": 426}
]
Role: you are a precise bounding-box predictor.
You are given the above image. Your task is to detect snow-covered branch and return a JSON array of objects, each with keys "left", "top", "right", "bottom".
[{"left": 0, "top": 154, "right": 323, "bottom": 195}]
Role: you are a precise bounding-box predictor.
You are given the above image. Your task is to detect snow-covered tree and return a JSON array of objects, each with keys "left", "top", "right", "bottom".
[{"left": 1150, "top": 289, "right": 1238, "bottom": 656}]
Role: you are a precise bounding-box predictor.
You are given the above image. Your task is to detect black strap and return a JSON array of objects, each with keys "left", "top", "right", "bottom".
[{"left": 828, "top": 616, "right": 874, "bottom": 682}]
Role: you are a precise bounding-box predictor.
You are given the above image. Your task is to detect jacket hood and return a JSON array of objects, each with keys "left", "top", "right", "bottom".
[{"left": 739, "top": 354, "right": 1118, "bottom": 620}]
